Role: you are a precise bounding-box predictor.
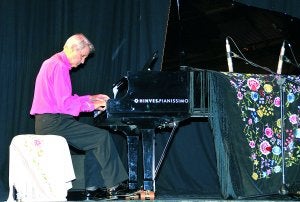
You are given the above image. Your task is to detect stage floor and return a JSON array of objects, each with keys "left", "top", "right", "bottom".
[{"left": 67, "top": 190, "right": 300, "bottom": 201}]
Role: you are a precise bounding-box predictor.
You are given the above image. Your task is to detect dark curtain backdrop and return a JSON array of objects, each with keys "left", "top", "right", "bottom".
[
  {"left": 155, "top": 120, "right": 220, "bottom": 197},
  {"left": 0, "top": 0, "right": 220, "bottom": 200}
]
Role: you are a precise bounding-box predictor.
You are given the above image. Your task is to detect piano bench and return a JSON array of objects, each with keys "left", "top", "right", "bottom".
[
  {"left": 68, "top": 145, "right": 86, "bottom": 191},
  {"left": 8, "top": 134, "right": 75, "bottom": 201}
]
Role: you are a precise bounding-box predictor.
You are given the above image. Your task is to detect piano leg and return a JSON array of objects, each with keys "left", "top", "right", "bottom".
[
  {"left": 127, "top": 135, "right": 139, "bottom": 190},
  {"left": 141, "top": 129, "right": 155, "bottom": 191}
]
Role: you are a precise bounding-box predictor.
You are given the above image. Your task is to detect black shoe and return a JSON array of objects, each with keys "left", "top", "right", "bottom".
[
  {"left": 107, "top": 181, "right": 129, "bottom": 197},
  {"left": 85, "top": 187, "right": 107, "bottom": 200}
]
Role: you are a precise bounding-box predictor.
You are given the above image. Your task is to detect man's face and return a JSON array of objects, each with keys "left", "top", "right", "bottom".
[{"left": 70, "top": 45, "right": 90, "bottom": 68}]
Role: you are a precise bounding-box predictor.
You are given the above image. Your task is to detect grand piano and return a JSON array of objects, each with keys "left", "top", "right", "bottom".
[{"left": 94, "top": 69, "right": 208, "bottom": 198}]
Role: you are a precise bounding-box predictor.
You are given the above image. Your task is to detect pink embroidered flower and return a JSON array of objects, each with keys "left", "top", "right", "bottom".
[
  {"left": 34, "top": 139, "right": 42, "bottom": 147},
  {"left": 248, "top": 118, "right": 253, "bottom": 125},
  {"left": 237, "top": 91, "right": 243, "bottom": 100},
  {"left": 273, "top": 97, "right": 281, "bottom": 107},
  {"left": 249, "top": 140, "right": 255, "bottom": 148},
  {"left": 289, "top": 114, "right": 298, "bottom": 125},
  {"left": 264, "top": 127, "right": 273, "bottom": 138},
  {"left": 247, "top": 78, "right": 260, "bottom": 91},
  {"left": 260, "top": 140, "right": 271, "bottom": 155}
]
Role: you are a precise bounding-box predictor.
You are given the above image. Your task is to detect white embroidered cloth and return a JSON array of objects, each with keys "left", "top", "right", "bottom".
[{"left": 7, "top": 135, "right": 76, "bottom": 202}]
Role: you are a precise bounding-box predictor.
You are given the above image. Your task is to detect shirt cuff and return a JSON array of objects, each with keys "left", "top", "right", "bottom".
[{"left": 79, "top": 95, "right": 95, "bottom": 112}]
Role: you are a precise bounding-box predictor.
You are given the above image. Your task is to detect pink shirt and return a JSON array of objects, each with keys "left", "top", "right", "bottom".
[{"left": 30, "top": 51, "right": 95, "bottom": 116}]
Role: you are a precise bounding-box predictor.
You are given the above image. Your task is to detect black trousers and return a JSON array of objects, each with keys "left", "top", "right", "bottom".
[{"left": 34, "top": 113, "right": 128, "bottom": 188}]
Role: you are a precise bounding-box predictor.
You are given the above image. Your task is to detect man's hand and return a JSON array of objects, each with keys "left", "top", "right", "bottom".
[
  {"left": 93, "top": 99, "right": 107, "bottom": 111},
  {"left": 90, "top": 94, "right": 110, "bottom": 111},
  {"left": 90, "top": 94, "right": 110, "bottom": 102}
]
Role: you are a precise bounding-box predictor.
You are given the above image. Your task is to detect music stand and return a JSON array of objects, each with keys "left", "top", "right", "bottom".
[{"left": 277, "top": 75, "right": 289, "bottom": 195}]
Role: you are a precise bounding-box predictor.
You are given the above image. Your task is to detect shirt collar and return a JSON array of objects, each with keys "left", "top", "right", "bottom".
[{"left": 58, "top": 51, "right": 72, "bottom": 70}]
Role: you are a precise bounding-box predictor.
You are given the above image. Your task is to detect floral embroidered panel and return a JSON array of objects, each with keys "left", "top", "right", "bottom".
[
  {"left": 226, "top": 73, "right": 300, "bottom": 180},
  {"left": 209, "top": 71, "right": 300, "bottom": 198}
]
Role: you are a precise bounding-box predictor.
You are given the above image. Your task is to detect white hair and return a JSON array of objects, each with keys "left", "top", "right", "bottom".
[{"left": 64, "top": 33, "right": 95, "bottom": 52}]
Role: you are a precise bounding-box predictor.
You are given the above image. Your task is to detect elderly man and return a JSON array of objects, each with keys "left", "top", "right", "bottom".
[{"left": 30, "top": 33, "right": 128, "bottom": 200}]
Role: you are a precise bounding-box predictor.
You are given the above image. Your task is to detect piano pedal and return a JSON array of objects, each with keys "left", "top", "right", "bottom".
[
  {"left": 124, "top": 194, "right": 140, "bottom": 200},
  {"left": 140, "top": 190, "right": 155, "bottom": 200},
  {"left": 116, "top": 190, "right": 155, "bottom": 200}
]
